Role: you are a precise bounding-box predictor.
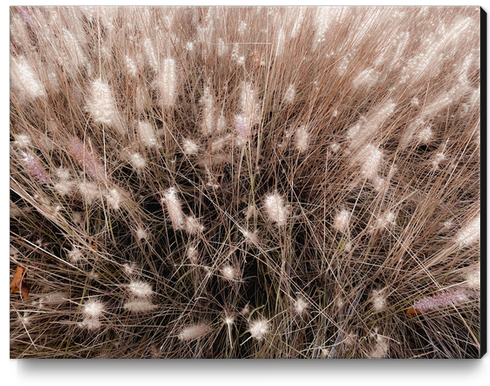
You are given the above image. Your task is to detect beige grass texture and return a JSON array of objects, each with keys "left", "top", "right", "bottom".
[{"left": 10, "top": 6, "right": 480, "bottom": 359}]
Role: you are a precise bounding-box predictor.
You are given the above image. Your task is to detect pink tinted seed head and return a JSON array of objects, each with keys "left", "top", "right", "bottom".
[
  {"left": 235, "top": 115, "right": 250, "bottom": 141},
  {"left": 413, "top": 290, "right": 468, "bottom": 314},
  {"left": 69, "top": 138, "right": 105, "bottom": 181},
  {"left": 22, "top": 151, "right": 50, "bottom": 185}
]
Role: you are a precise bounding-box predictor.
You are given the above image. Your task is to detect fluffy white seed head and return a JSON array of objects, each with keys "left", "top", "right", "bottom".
[
  {"left": 335, "top": 295, "right": 345, "bottom": 309},
  {"left": 185, "top": 215, "right": 205, "bottom": 235},
  {"left": 182, "top": 138, "right": 199, "bottom": 155},
  {"left": 123, "top": 299, "right": 157, "bottom": 313},
  {"left": 55, "top": 168, "right": 71, "bottom": 181},
  {"left": 293, "top": 297, "right": 309, "bottom": 316},
  {"left": 178, "top": 323, "right": 212, "bottom": 341},
  {"left": 162, "top": 188, "right": 185, "bottom": 230},
  {"left": 240, "top": 82, "right": 259, "bottom": 126},
  {"left": 41, "top": 292, "right": 68, "bottom": 305},
  {"left": 217, "top": 38, "right": 228, "bottom": 57},
  {"left": 159, "top": 58, "right": 176, "bottom": 107},
  {"left": 334, "top": 210, "right": 350, "bottom": 233},
  {"left": 86, "top": 271, "right": 99, "bottom": 280},
  {"left": 236, "top": 55, "right": 246, "bottom": 66},
  {"left": 128, "top": 281, "right": 153, "bottom": 298},
  {"left": 346, "top": 119, "right": 363, "bottom": 139},
  {"left": 62, "top": 28, "right": 90, "bottom": 74},
  {"left": 187, "top": 245, "right": 199, "bottom": 264},
  {"left": 106, "top": 188, "right": 122, "bottom": 210},
  {"left": 210, "top": 134, "right": 230, "bottom": 153},
  {"left": 371, "top": 289, "right": 387, "bottom": 311},
  {"left": 13, "top": 134, "right": 31, "bottom": 148},
  {"left": 217, "top": 113, "right": 227, "bottom": 133},
  {"left": 72, "top": 212, "right": 83, "bottom": 225},
  {"left": 221, "top": 265, "right": 237, "bottom": 281},
  {"left": 129, "top": 152, "right": 146, "bottom": 171},
  {"left": 283, "top": 84, "right": 295, "bottom": 103},
  {"left": 353, "top": 68, "right": 379, "bottom": 89},
  {"left": 264, "top": 192, "right": 288, "bottom": 227},
  {"left": 432, "top": 152, "right": 446, "bottom": 170},
  {"left": 390, "top": 31, "right": 410, "bottom": 68},
  {"left": 275, "top": 28, "right": 285, "bottom": 57},
  {"left": 469, "top": 87, "right": 480, "bottom": 109},
  {"left": 18, "top": 313, "right": 30, "bottom": 326},
  {"left": 357, "top": 144, "right": 383, "bottom": 180},
  {"left": 295, "top": 126, "right": 310, "bottom": 153},
  {"left": 67, "top": 247, "right": 83, "bottom": 263},
  {"left": 138, "top": 121, "right": 158, "bottom": 148},
  {"left": 454, "top": 214, "right": 480, "bottom": 247},
  {"left": 348, "top": 101, "right": 395, "bottom": 151},
  {"left": 125, "top": 55, "right": 138, "bottom": 77},
  {"left": 136, "top": 227, "right": 148, "bottom": 241},
  {"left": 344, "top": 332, "right": 357, "bottom": 347},
  {"left": 86, "top": 79, "right": 121, "bottom": 132},
  {"left": 134, "top": 85, "right": 148, "bottom": 113},
  {"left": 123, "top": 263, "right": 137, "bottom": 276},
  {"left": 313, "top": 7, "right": 340, "bottom": 49},
  {"left": 375, "top": 212, "right": 396, "bottom": 229},
  {"left": 78, "top": 318, "right": 101, "bottom": 330},
  {"left": 143, "top": 38, "right": 158, "bottom": 71},
  {"left": 464, "top": 264, "right": 480, "bottom": 290},
  {"left": 241, "top": 229, "right": 259, "bottom": 245},
  {"left": 69, "top": 138, "right": 105, "bottom": 182},
  {"left": 11, "top": 56, "right": 47, "bottom": 102},
  {"left": 372, "top": 176, "right": 386, "bottom": 192},
  {"left": 249, "top": 318, "right": 269, "bottom": 341},
  {"left": 417, "top": 127, "right": 433, "bottom": 143},
  {"left": 422, "top": 85, "right": 466, "bottom": 120},
  {"left": 78, "top": 181, "right": 100, "bottom": 204},
  {"left": 370, "top": 331, "right": 389, "bottom": 359},
  {"left": 291, "top": 7, "right": 306, "bottom": 38},
  {"left": 240, "top": 304, "right": 250, "bottom": 316},
  {"left": 231, "top": 43, "right": 240, "bottom": 62},
  {"left": 201, "top": 85, "right": 215, "bottom": 135},
  {"left": 399, "top": 119, "right": 423, "bottom": 149},
  {"left": 83, "top": 299, "right": 105, "bottom": 319},
  {"left": 245, "top": 204, "right": 257, "bottom": 221},
  {"left": 10, "top": 203, "right": 24, "bottom": 218}
]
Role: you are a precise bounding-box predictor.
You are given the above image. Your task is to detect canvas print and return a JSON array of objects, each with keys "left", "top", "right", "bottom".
[{"left": 10, "top": 6, "right": 481, "bottom": 359}]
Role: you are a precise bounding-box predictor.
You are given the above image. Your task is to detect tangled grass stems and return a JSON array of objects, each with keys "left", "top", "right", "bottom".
[{"left": 10, "top": 6, "right": 481, "bottom": 359}]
